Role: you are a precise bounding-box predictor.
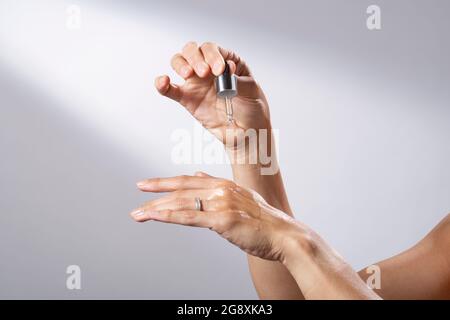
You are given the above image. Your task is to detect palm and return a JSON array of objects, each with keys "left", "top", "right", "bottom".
[{"left": 178, "top": 75, "right": 270, "bottom": 144}]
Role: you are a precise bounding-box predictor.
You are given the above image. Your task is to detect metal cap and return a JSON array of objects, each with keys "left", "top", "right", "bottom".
[{"left": 215, "top": 63, "right": 237, "bottom": 98}]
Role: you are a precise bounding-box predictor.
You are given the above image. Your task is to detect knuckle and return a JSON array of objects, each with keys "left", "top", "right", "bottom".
[
  {"left": 218, "top": 179, "right": 236, "bottom": 188},
  {"left": 221, "top": 183, "right": 238, "bottom": 197},
  {"left": 219, "top": 186, "right": 234, "bottom": 199}
]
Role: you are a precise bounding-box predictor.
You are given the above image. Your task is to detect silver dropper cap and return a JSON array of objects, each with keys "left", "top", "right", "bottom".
[{"left": 215, "top": 63, "right": 237, "bottom": 98}]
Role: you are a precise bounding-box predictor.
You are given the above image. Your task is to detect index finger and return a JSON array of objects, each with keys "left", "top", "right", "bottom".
[
  {"left": 136, "top": 175, "right": 232, "bottom": 192},
  {"left": 200, "top": 42, "right": 225, "bottom": 76}
]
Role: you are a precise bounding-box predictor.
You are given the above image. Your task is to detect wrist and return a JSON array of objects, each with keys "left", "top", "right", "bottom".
[
  {"left": 280, "top": 226, "right": 320, "bottom": 270},
  {"left": 230, "top": 161, "right": 289, "bottom": 211},
  {"left": 225, "top": 133, "right": 279, "bottom": 176},
  {"left": 223, "top": 118, "right": 274, "bottom": 163},
  {"left": 280, "top": 227, "right": 382, "bottom": 300}
]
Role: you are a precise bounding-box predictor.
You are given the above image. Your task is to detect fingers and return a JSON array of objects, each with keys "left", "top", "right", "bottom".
[
  {"left": 170, "top": 54, "right": 193, "bottom": 79},
  {"left": 130, "top": 183, "right": 238, "bottom": 224},
  {"left": 137, "top": 175, "right": 233, "bottom": 193},
  {"left": 200, "top": 42, "right": 225, "bottom": 76},
  {"left": 137, "top": 189, "right": 222, "bottom": 212},
  {"left": 154, "top": 75, "right": 182, "bottom": 102},
  {"left": 216, "top": 48, "right": 256, "bottom": 97},
  {"left": 167, "top": 42, "right": 248, "bottom": 82},
  {"left": 219, "top": 59, "right": 257, "bottom": 98},
  {"left": 133, "top": 197, "right": 201, "bottom": 216},
  {"left": 131, "top": 209, "right": 215, "bottom": 228},
  {"left": 218, "top": 46, "right": 251, "bottom": 76},
  {"left": 131, "top": 196, "right": 228, "bottom": 219},
  {"left": 172, "top": 42, "right": 238, "bottom": 80},
  {"left": 182, "top": 41, "right": 209, "bottom": 78},
  {"left": 161, "top": 40, "right": 253, "bottom": 91},
  {"left": 130, "top": 174, "right": 246, "bottom": 234},
  {"left": 226, "top": 60, "right": 237, "bottom": 75},
  {"left": 131, "top": 208, "right": 239, "bottom": 237}
]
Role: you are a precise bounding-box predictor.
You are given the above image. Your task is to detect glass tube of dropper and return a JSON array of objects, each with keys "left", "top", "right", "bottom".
[
  {"left": 225, "top": 96, "right": 234, "bottom": 124},
  {"left": 215, "top": 62, "right": 237, "bottom": 125}
]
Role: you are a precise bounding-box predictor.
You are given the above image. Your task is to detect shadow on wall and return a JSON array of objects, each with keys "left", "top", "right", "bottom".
[{"left": 0, "top": 63, "right": 255, "bottom": 299}]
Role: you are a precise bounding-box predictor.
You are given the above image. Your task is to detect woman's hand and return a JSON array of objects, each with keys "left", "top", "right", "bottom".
[
  {"left": 129, "top": 172, "right": 382, "bottom": 299},
  {"left": 155, "top": 42, "right": 271, "bottom": 152},
  {"left": 130, "top": 172, "right": 306, "bottom": 262}
]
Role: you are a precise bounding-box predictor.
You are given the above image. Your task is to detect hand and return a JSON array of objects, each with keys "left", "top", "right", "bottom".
[
  {"left": 129, "top": 173, "right": 381, "bottom": 299},
  {"left": 155, "top": 42, "right": 271, "bottom": 152},
  {"left": 129, "top": 172, "right": 307, "bottom": 262}
]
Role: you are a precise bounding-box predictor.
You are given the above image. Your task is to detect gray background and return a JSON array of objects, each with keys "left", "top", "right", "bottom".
[{"left": 0, "top": 0, "right": 449, "bottom": 299}]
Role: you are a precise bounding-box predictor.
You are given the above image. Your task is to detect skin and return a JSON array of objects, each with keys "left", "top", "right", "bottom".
[
  {"left": 131, "top": 173, "right": 380, "bottom": 299},
  {"left": 132, "top": 41, "right": 450, "bottom": 299}
]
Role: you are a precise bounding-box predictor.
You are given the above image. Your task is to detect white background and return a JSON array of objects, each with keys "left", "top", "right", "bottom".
[{"left": 0, "top": 0, "right": 449, "bottom": 298}]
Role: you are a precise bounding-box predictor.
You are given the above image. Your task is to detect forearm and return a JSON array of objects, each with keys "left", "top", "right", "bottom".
[
  {"left": 282, "top": 230, "right": 381, "bottom": 300},
  {"left": 226, "top": 129, "right": 291, "bottom": 215},
  {"left": 227, "top": 145, "right": 304, "bottom": 299},
  {"left": 357, "top": 214, "right": 450, "bottom": 299}
]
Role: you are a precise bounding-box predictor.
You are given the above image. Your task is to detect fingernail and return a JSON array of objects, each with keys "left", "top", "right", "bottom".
[
  {"left": 132, "top": 210, "right": 145, "bottom": 217},
  {"left": 136, "top": 181, "right": 146, "bottom": 187},
  {"left": 181, "top": 66, "right": 191, "bottom": 77},
  {"left": 158, "top": 77, "right": 166, "bottom": 86}
]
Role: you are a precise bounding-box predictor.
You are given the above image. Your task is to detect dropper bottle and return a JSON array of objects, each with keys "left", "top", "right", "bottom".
[{"left": 215, "top": 62, "right": 237, "bottom": 124}]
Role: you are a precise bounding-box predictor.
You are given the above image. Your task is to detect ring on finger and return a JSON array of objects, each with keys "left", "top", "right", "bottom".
[{"left": 194, "top": 197, "right": 203, "bottom": 211}]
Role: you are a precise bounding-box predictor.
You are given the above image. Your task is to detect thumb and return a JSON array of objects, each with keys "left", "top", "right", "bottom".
[{"left": 154, "top": 75, "right": 183, "bottom": 102}]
